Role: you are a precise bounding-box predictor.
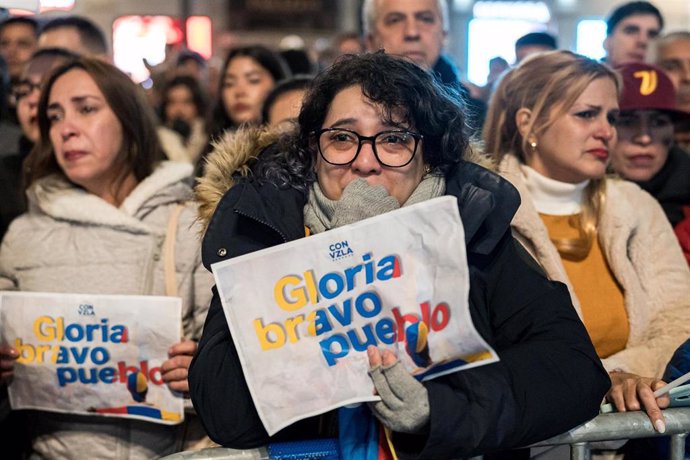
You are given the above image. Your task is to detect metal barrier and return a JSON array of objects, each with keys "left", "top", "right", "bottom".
[
  {"left": 162, "top": 408, "right": 690, "bottom": 460},
  {"left": 530, "top": 407, "right": 690, "bottom": 460}
]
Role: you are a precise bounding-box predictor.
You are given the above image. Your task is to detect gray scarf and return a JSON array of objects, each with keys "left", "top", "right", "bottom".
[{"left": 304, "top": 174, "right": 446, "bottom": 234}]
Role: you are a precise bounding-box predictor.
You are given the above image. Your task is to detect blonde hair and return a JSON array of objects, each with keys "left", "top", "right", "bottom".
[{"left": 483, "top": 50, "right": 620, "bottom": 259}]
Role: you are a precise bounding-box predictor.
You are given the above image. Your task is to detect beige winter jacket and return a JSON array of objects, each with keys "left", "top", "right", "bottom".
[
  {"left": 498, "top": 154, "right": 690, "bottom": 379},
  {"left": 0, "top": 161, "right": 213, "bottom": 459}
]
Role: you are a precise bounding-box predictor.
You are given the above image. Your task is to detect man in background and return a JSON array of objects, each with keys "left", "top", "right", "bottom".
[
  {"left": 0, "top": 16, "right": 37, "bottom": 83},
  {"left": 362, "top": 0, "right": 486, "bottom": 133},
  {"left": 38, "top": 15, "right": 109, "bottom": 59},
  {"left": 656, "top": 32, "right": 690, "bottom": 112},
  {"left": 603, "top": 1, "right": 663, "bottom": 67},
  {"left": 0, "top": 16, "right": 37, "bottom": 129},
  {"left": 514, "top": 31, "right": 557, "bottom": 64},
  {"left": 654, "top": 32, "right": 690, "bottom": 152}
]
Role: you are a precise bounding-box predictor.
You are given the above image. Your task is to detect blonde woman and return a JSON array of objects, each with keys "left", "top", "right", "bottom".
[{"left": 484, "top": 50, "right": 690, "bottom": 433}]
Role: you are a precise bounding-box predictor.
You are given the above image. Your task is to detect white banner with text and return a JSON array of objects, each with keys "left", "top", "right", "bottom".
[
  {"left": 213, "top": 196, "right": 499, "bottom": 435},
  {"left": 0, "top": 292, "right": 184, "bottom": 425}
]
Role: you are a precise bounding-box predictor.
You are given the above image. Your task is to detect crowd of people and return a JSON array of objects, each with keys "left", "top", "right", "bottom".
[{"left": 0, "top": 0, "right": 688, "bottom": 459}]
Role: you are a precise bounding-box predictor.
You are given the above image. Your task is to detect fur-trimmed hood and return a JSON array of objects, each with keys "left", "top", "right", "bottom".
[
  {"left": 196, "top": 127, "right": 284, "bottom": 232},
  {"left": 195, "top": 126, "right": 494, "bottom": 233}
]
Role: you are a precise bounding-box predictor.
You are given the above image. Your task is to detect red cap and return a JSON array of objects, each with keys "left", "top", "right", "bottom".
[{"left": 617, "top": 62, "right": 690, "bottom": 121}]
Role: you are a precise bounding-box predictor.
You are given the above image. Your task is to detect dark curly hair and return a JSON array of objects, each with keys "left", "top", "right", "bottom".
[{"left": 254, "top": 51, "right": 469, "bottom": 191}]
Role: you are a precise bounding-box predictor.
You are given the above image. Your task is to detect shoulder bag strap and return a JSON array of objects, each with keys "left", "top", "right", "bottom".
[{"left": 163, "top": 203, "right": 186, "bottom": 298}]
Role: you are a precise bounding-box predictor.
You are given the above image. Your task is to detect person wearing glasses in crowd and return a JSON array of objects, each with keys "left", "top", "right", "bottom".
[
  {"left": 189, "top": 52, "right": 608, "bottom": 458},
  {"left": 0, "top": 47, "right": 78, "bottom": 241}
]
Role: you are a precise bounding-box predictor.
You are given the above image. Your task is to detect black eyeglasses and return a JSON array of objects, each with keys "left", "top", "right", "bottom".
[
  {"left": 11, "top": 80, "right": 42, "bottom": 103},
  {"left": 315, "top": 128, "right": 423, "bottom": 168}
]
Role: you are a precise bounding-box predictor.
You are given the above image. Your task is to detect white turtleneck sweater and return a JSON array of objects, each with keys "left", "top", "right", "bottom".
[{"left": 520, "top": 164, "right": 589, "bottom": 215}]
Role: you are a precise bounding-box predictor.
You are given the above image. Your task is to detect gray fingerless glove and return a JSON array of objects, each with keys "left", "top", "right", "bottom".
[
  {"left": 368, "top": 360, "right": 430, "bottom": 434},
  {"left": 331, "top": 178, "right": 400, "bottom": 228}
]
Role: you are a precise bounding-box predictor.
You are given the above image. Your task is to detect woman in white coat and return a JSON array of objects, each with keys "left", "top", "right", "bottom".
[
  {"left": 0, "top": 57, "right": 213, "bottom": 459},
  {"left": 484, "top": 50, "right": 690, "bottom": 434}
]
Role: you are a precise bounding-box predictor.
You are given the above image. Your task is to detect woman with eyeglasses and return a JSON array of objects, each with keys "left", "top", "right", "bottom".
[
  {"left": 486, "top": 51, "right": 690, "bottom": 435},
  {"left": 189, "top": 52, "right": 608, "bottom": 458}
]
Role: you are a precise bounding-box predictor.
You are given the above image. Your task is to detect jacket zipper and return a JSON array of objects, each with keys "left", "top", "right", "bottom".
[{"left": 234, "top": 208, "right": 288, "bottom": 243}]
